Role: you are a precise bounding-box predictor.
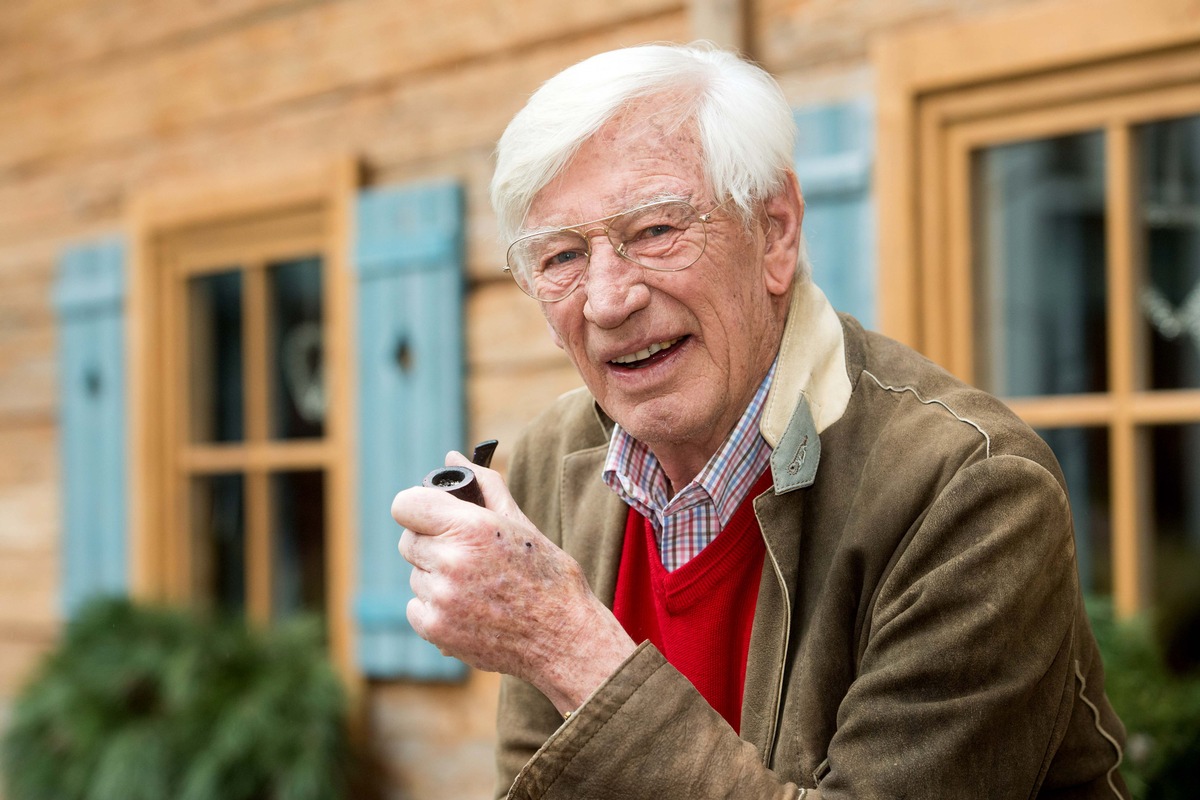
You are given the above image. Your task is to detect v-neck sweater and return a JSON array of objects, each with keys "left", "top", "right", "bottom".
[{"left": 611, "top": 469, "right": 773, "bottom": 733}]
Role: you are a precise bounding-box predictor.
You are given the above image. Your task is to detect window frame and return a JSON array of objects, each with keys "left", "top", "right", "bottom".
[
  {"left": 128, "top": 162, "right": 359, "bottom": 678},
  {"left": 875, "top": 0, "right": 1200, "bottom": 617}
]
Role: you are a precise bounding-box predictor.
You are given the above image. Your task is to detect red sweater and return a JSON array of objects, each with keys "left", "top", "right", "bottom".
[{"left": 612, "top": 470, "right": 772, "bottom": 732}]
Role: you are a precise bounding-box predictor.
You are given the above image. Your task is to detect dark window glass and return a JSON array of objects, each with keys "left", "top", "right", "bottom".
[
  {"left": 271, "top": 470, "right": 326, "bottom": 620},
  {"left": 188, "top": 271, "right": 244, "bottom": 442},
  {"left": 973, "top": 132, "right": 1108, "bottom": 396},
  {"left": 1149, "top": 424, "right": 1200, "bottom": 605},
  {"left": 269, "top": 258, "right": 324, "bottom": 439},
  {"left": 1138, "top": 115, "right": 1200, "bottom": 390},
  {"left": 1038, "top": 427, "right": 1112, "bottom": 595},
  {"left": 191, "top": 473, "right": 245, "bottom": 614}
]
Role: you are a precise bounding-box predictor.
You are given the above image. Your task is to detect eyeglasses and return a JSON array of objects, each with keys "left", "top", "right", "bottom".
[{"left": 504, "top": 197, "right": 733, "bottom": 302}]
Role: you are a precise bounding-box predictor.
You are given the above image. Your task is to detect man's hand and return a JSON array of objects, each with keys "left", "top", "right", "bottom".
[{"left": 392, "top": 451, "right": 636, "bottom": 714}]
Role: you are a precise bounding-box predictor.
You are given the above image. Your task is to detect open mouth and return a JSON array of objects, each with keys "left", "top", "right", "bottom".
[{"left": 609, "top": 336, "right": 686, "bottom": 369}]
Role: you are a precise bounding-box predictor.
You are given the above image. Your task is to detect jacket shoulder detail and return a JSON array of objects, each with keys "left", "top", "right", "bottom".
[{"left": 861, "top": 369, "right": 993, "bottom": 459}]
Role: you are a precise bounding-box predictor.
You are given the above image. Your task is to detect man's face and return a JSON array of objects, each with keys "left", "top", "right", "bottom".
[{"left": 524, "top": 112, "right": 797, "bottom": 484}]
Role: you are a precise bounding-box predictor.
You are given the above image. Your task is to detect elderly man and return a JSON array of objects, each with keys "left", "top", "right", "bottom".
[{"left": 392, "top": 43, "right": 1128, "bottom": 799}]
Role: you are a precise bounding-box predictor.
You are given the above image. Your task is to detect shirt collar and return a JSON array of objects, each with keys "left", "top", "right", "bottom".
[{"left": 602, "top": 359, "right": 776, "bottom": 524}]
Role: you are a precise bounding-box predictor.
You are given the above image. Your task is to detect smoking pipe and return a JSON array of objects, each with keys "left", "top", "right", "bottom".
[{"left": 421, "top": 440, "right": 498, "bottom": 506}]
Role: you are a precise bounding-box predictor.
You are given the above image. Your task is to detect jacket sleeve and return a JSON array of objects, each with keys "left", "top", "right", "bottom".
[
  {"left": 503, "top": 643, "right": 805, "bottom": 800},
  {"left": 493, "top": 672, "right": 565, "bottom": 800},
  {"left": 498, "top": 454, "right": 1125, "bottom": 799}
]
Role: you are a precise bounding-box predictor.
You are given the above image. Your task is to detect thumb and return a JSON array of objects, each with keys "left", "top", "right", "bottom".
[{"left": 444, "top": 450, "right": 526, "bottom": 520}]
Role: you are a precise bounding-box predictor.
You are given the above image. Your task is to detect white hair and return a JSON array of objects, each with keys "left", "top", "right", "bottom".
[{"left": 491, "top": 42, "right": 808, "bottom": 278}]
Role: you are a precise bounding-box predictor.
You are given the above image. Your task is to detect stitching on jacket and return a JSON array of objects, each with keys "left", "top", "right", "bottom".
[
  {"left": 1074, "top": 658, "right": 1125, "bottom": 798},
  {"left": 752, "top": 495, "right": 792, "bottom": 767},
  {"left": 862, "top": 370, "right": 992, "bottom": 459}
]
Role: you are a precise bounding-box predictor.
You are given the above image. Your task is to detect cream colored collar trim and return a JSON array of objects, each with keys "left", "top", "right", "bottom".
[{"left": 761, "top": 280, "right": 852, "bottom": 446}]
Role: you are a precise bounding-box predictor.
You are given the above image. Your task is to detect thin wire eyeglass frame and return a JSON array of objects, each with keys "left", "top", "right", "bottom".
[{"left": 503, "top": 196, "right": 735, "bottom": 302}]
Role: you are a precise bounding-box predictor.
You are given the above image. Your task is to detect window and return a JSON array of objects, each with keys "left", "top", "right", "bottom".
[
  {"left": 176, "top": 238, "right": 329, "bottom": 622},
  {"left": 876, "top": 0, "right": 1200, "bottom": 616},
  {"left": 131, "top": 166, "right": 356, "bottom": 674},
  {"left": 129, "top": 167, "right": 468, "bottom": 681}
]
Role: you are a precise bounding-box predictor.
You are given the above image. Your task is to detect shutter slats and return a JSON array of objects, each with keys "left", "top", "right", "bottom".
[
  {"left": 53, "top": 239, "right": 129, "bottom": 617},
  {"left": 354, "top": 181, "right": 468, "bottom": 681}
]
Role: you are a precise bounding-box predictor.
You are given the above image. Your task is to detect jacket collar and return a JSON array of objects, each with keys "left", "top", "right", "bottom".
[
  {"left": 761, "top": 279, "right": 852, "bottom": 445},
  {"left": 758, "top": 280, "right": 852, "bottom": 494}
]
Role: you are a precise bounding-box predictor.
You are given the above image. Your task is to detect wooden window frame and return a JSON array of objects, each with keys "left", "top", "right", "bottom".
[
  {"left": 875, "top": 0, "right": 1200, "bottom": 618},
  {"left": 128, "top": 161, "right": 359, "bottom": 679}
]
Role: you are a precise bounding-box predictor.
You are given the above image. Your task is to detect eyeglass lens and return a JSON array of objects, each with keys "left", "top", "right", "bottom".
[{"left": 509, "top": 200, "right": 706, "bottom": 300}]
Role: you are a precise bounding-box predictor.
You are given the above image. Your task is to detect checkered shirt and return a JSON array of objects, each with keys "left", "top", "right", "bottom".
[{"left": 602, "top": 360, "right": 777, "bottom": 572}]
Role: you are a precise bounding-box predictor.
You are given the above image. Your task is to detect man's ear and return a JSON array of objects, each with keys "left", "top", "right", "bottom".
[{"left": 760, "top": 170, "right": 804, "bottom": 298}]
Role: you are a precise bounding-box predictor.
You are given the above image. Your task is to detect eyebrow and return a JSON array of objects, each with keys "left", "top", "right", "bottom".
[{"left": 518, "top": 191, "right": 694, "bottom": 237}]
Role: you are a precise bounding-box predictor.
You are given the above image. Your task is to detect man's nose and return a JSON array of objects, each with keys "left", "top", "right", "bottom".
[{"left": 581, "top": 234, "right": 650, "bottom": 328}]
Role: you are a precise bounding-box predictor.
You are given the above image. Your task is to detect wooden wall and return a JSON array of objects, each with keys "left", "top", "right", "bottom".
[{"left": 0, "top": 0, "right": 1054, "bottom": 797}]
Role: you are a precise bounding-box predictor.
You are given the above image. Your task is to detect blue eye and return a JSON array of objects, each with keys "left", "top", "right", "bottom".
[
  {"left": 545, "top": 250, "right": 583, "bottom": 269},
  {"left": 630, "top": 221, "right": 685, "bottom": 243}
]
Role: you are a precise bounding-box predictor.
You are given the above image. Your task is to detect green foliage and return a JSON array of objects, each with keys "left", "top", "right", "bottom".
[
  {"left": 3, "top": 597, "right": 351, "bottom": 800},
  {"left": 1087, "top": 597, "right": 1200, "bottom": 800}
]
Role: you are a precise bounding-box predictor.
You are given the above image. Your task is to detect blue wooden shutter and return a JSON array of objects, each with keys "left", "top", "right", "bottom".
[
  {"left": 793, "top": 101, "right": 876, "bottom": 328},
  {"left": 52, "top": 238, "right": 129, "bottom": 617},
  {"left": 353, "top": 180, "right": 468, "bottom": 680}
]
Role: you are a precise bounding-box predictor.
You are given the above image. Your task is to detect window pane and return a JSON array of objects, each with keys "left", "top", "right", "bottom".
[
  {"left": 188, "top": 271, "right": 244, "bottom": 442},
  {"left": 271, "top": 470, "right": 326, "bottom": 619},
  {"left": 1138, "top": 115, "right": 1200, "bottom": 390},
  {"left": 1149, "top": 424, "right": 1200, "bottom": 605},
  {"left": 1038, "top": 427, "right": 1112, "bottom": 596},
  {"left": 191, "top": 473, "right": 245, "bottom": 614},
  {"left": 269, "top": 258, "right": 324, "bottom": 439},
  {"left": 973, "top": 132, "right": 1108, "bottom": 396}
]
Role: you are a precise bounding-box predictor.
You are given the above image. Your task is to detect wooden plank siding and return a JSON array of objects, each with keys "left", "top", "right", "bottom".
[
  {"left": 0, "top": 0, "right": 684, "bottom": 174},
  {"left": 0, "top": 16, "right": 689, "bottom": 255},
  {"left": 0, "top": 0, "right": 306, "bottom": 87},
  {"left": 755, "top": 0, "right": 1044, "bottom": 72}
]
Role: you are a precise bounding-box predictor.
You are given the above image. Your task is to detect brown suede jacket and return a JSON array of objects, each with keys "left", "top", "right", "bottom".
[{"left": 495, "top": 281, "right": 1129, "bottom": 800}]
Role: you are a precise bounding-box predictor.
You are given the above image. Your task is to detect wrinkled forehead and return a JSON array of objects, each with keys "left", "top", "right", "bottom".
[
  {"left": 521, "top": 109, "right": 709, "bottom": 234},
  {"left": 520, "top": 192, "right": 696, "bottom": 236}
]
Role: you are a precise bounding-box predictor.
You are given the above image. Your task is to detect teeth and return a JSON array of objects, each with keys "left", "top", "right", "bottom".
[{"left": 611, "top": 337, "right": 680, "bottom": 365}]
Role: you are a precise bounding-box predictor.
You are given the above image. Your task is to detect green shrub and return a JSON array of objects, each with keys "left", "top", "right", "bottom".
[
  {"left": 3, "top": 597, "right": 351, "bottom": 800},
  {"left": 1087, "top": 597, "right": 1200, "bottom": 800}
]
